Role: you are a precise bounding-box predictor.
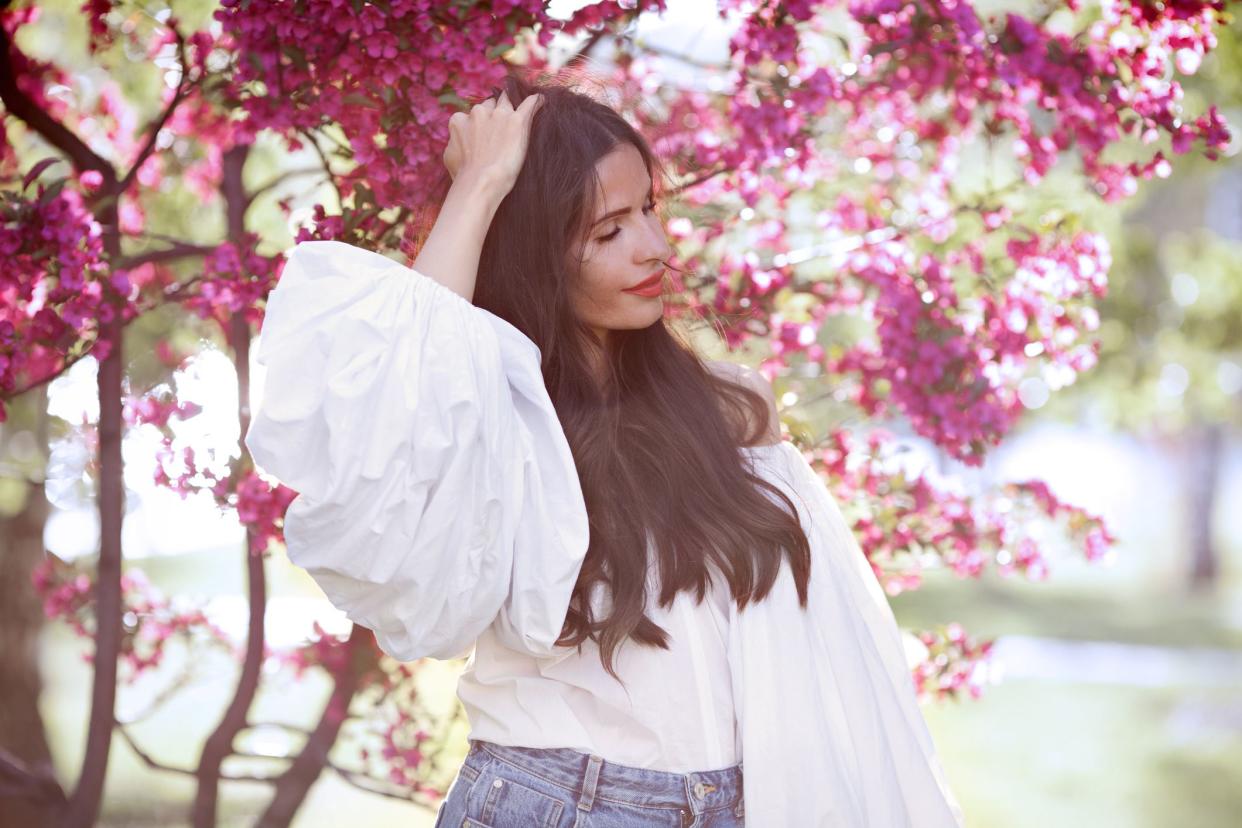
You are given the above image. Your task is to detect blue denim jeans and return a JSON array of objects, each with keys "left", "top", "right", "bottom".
[{"left": 433, "top": 739, "right": 745, "bottom": 827}]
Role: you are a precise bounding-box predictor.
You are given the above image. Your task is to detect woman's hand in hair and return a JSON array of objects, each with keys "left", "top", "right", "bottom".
[
  {"left": 443, "top": 91, "right": 543, "bottom": 197},
  {"left": 415, "top": 91, "right": 541, "bottom": 304}
]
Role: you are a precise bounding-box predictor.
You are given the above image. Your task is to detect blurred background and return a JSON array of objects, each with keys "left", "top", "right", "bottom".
[{"left": 1, "top": 0, "right": 1240, "bottom": 826}]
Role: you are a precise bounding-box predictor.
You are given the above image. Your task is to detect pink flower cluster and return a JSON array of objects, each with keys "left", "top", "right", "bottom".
[
  {"left": 808, "top": 227, "right": 1114, "bottom": 465},
  {"left": 277, "top": 620, "right": 357, "bottom": 681},
  {"left": 832, "top": 247, "right": 1020, "bottom": 465},
  {"left": 0, "top": 183, "right": 128, "bottom": 422},
  {"left": 267, "top": 626, "right": 458, "bottom": 800},
  {"left": 227, "top": 469, "right": 298, "bottom": 557},
  {"left": 212, "top": 0, "right": 579, "bottom": 211},
  {"left": 125, "top": 393, "right": 202, "bottom": 429},
  {"left": 32, "top": 555, "right": 236, "bottom": 684},
  {"left": 359, "top": 662, "right": 453, "bottom": 800},
  {"left": 182, "top": 235, "right": 282, "bottom": 329},
  {"left": 597, "top": 0, "right": 1231, "bottom": 468},
  {"left": 272, "top": 626, "right": 460, "bottom": 803},
  {"left": 912, "top": 621, "right": 995, "bottom": 702},
  {"left": 126, "top": 386, "right": 296, "bottom": 555},
  {"left": 1003, "top": 479, "right": 1117, "bottom": 567},
  {"left": 804, "top": 427, "right": 1118, "bottom": 593}
]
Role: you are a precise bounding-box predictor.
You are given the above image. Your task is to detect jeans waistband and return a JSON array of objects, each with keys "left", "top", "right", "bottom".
[{"left": 469, "top": 739, "right": 743, "bottom": 811}]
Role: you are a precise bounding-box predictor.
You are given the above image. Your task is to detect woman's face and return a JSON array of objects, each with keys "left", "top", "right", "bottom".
[{"left": 569, "top": 142, "right": 673, "bottom": 345}]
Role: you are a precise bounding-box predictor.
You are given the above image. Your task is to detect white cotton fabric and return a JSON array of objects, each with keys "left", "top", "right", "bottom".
[
  {"left": 459, "top": 556, "right": 742, "bottom": 774},
  {"left": 245, "top": 239, "right": 966, "bottom": 827}
]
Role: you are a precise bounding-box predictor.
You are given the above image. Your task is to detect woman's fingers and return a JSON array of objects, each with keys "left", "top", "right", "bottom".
[
  {"left": 517, "top": 92, "right": 542, "bottom": 118},
  {"left": 442, "top": 90, "right": 545, "bottom": 193}
]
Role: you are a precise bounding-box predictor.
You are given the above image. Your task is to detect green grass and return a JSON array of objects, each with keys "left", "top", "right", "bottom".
[
  {"left": 891, "top": 567, "right": 1242, "bottom": 650},
  {"left": 923, "top": 679, "right": 1242, "bottom": 828},
  {"left": 898, "top": 568, "right": 1242, "bottom": 827}
]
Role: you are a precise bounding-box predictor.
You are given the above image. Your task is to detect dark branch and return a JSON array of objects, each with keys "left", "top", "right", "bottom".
[
  {"left": 0, "top": 26, "right": 115, "bottom": 183},
  {"left": 114, "top": 242, "right": 218, "bottom": 270},
  {"left": 563, "top": 29, "right": 608, "bottom": 69},
  {"left": 325, "top": 761, "right": 423, "bottom": 803},
  {"left": 246, "top": 167, "right": 327, "bottom": 207},
  {"left": 115, "top": 724, "right": 286, "bottom": 784},
  {"left": 116, "top": 22, "right": 195, "bottom": 195},
  {"left": 672, "top": 164, "right": 731, "bottom": 194}
]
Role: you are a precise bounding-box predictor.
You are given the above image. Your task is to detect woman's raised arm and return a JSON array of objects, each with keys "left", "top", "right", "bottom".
[{"left": 414, "top": 90, "right": 543, "bottom": 303}]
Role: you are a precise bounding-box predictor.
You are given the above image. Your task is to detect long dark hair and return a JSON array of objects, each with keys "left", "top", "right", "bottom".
[{"left": 412, "top": 70, "right": 811, "bottom": 683}]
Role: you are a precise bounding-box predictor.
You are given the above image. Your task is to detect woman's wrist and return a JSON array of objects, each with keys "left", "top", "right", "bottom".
[
  {"left": 411, "top": 171, "right": 509, "bottom": 303},
  {"left": 449, "top": 169, "right": 510, "bottom": 215}
]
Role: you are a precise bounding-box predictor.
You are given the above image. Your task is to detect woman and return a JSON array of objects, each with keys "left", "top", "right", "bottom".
[{"left": 245, "top": 74, "right": 966, "bottom": 827}]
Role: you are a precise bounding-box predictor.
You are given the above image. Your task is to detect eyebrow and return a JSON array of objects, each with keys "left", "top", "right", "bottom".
[{"left": 591, "top": 183, "right": 655, "bottom": 229}]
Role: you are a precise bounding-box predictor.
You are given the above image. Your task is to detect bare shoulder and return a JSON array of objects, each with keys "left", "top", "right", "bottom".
[{"left": 705, "top": 359, "right": 782, "bottom": 444}]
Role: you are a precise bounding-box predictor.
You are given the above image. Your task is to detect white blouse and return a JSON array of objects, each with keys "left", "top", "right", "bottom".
[
  {"left": 246, "top": 239, "right": 967, "bottom": 826},
  {"left": 459, "top": 554, "right": 741, "bottom": 773}
]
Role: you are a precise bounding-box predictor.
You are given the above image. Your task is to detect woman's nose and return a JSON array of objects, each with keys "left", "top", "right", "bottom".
[{"left": 640, "top": 219, "right": 672, "bottom": 263}]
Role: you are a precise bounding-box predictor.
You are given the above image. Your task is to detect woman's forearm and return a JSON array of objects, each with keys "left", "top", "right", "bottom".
[{"left": 412, "top": 171, "right": 507, "bottom": 304}]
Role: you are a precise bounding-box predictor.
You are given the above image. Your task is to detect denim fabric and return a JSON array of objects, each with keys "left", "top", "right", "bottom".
[{"left": 433, "top": 739, "right": 745, "bottom": 827}]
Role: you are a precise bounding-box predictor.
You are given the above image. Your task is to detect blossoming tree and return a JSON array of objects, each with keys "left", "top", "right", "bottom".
[{"left": 0, "top": 0, "right": 1232, "bottom": 826}]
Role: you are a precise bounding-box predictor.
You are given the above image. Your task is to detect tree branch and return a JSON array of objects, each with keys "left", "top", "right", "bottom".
[
  {"left": 246, "top": 167, "right": 327, "bottom": 207},
  {"left": 0, "top": 27, "right": 115, "bottom": 183},
  {"left": 114, "top": 242, "right": 218, "bottom": 270},
  {"left": 115, "top": 23, "right": 194, "bottom": 196},
  {"left": 116, "top": 724, "right": 287, "bottom": 784}
]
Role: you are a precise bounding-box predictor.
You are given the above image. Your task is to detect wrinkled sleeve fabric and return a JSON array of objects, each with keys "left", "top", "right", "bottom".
[
  {"left": 732, "top": 441, "right": 967, "bottom": 828},
  {"left": 244, "top": 239, "right": 589, "bottom": 662}
]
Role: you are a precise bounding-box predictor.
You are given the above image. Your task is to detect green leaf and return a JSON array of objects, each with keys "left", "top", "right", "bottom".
[
  {"left": 281, "top": 43, "right": 310, "bottom": 73},
  {"left": 437, "top": 91, "right": 469, "bottom": 109},
  {"left": 36, "top": 177, "right": 68, "bottom": 207},
  {"left": 343, "top": 205, "right": 378, "bottom": 234},
  {"left": 341, "top": 92, "right": 382, "bottom": 109},
  {"left": 353, "top": 182, "right": 376, "bottom": 207}
]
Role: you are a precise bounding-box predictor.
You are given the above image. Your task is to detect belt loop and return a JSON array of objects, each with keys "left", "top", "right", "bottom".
[{"left": 577, "top": 754, "right": 604, "bottom": 813}]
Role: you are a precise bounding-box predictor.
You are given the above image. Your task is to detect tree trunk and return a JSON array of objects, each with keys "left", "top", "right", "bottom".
[
  {"left": 63, "top": 203, "right": 126, "bottom": 828},
  {"left": 255, "top": 626, "right": 369, "bottom": 828},
  {"left": 192, "top": 142, "right": 267, "bottom": 828},
  {"left": 1185, "top": 419, "right": 1224, "bottom": 593},
  {"left": 0, "top": 388, "right": 65, "bottom": 827}
]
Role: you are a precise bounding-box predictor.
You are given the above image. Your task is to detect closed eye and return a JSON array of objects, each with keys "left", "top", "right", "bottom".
[{"left": 597, "top": 199, "right": 658, "bottom": 243}]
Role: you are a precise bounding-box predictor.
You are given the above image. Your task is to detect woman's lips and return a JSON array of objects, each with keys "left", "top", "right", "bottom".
[{"left": 624, "top": 271, "right": 665, "bottom": 297}]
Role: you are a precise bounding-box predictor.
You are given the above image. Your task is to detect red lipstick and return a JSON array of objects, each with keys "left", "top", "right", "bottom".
[{"left": 624, "top": 269, "right": 665, "bottom": 297}]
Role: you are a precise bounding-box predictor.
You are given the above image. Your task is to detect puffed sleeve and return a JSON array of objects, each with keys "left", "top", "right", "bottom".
[
  {"left": 244, "top": 239, "right": 589, "bottom": 662},
  {"left": 731, "top": 441, "right": 966, "bottom": 827}
]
